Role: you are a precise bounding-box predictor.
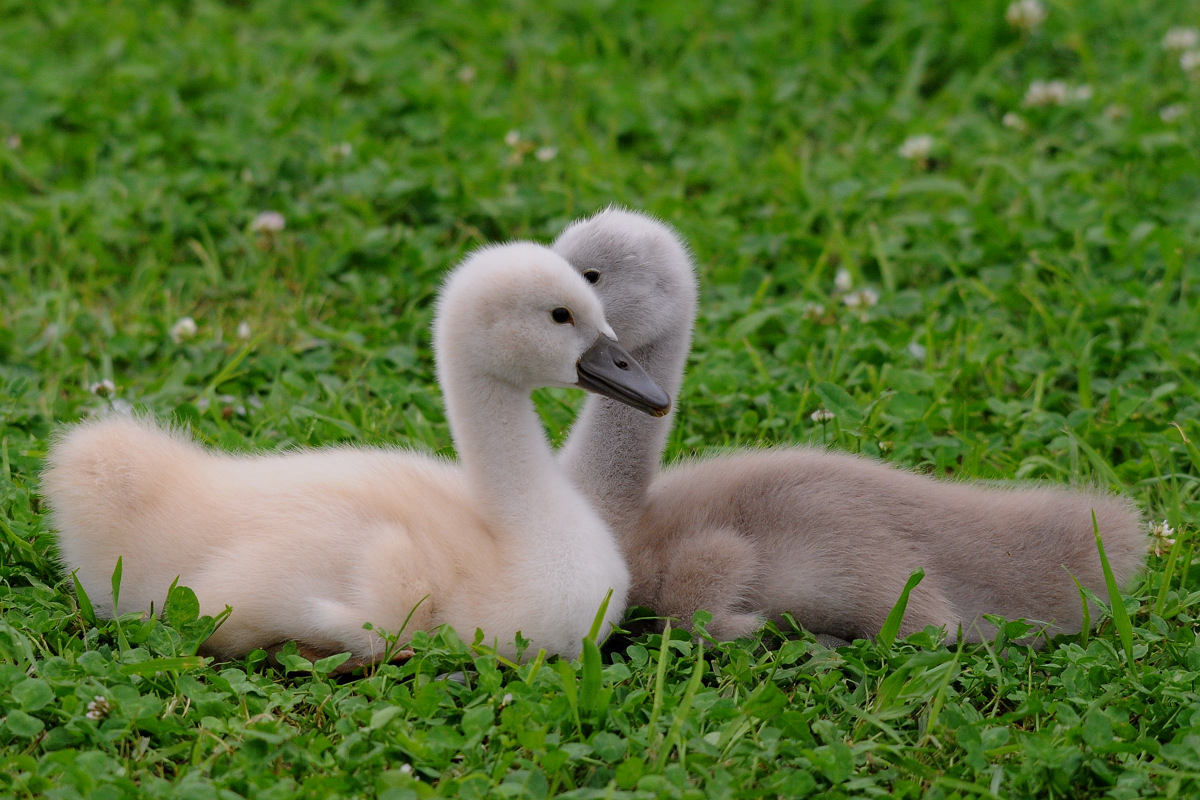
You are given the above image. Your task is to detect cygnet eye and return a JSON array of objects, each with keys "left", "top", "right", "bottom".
[
  {"left": 582, "top": 269, "right": 601, "bottom": 285},
  {"left": 551, "top": 307, "right": 574, "bottom": 325}
]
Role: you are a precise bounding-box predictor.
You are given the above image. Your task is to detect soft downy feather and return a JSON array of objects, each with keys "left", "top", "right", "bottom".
[
  {"left": 42, "top": 243, "right": 670, "bottom": 665},
  {"left": 556, "top": 207, "right": 1147, "bottom": 645}
]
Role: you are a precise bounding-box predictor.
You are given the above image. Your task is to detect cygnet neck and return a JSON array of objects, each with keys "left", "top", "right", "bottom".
[
  {"left": 442, "top": 372, "right": 574, "bottom": 535},
  {"left": 561, "top": 332, "right": 688, "bottom": 533}
]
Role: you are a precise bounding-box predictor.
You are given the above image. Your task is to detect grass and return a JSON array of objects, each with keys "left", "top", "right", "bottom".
[{"left": 2, "top": 0, "right": 1200, "bottom": 796}]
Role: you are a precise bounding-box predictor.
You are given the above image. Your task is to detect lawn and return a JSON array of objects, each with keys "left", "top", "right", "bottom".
[{"left": 3, "top": 0, "right": 1200, "bottom": 797}]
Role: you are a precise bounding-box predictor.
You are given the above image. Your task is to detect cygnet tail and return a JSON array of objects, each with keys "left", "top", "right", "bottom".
[
  {"left": 967, "top": 486, "right": 1147, "bottom": 640},
  {"left": 41, "top": 414, "right": 204, "bottom": 615},
  {"left": 1028, "top": 488, "right": 1147, "bottom": 640}
]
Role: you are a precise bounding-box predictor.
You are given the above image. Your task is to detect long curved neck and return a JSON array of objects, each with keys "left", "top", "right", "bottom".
[
  {"left": 443, "top": 373, "right": 581, "bottom": 537},
  {"left": 559, "top": 333, "right": 689, "bottom": 534}
]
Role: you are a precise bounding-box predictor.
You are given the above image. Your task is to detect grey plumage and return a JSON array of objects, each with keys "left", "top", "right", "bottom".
[{"left": 556, "top": 207, "right": 1147, "bottom": 645}]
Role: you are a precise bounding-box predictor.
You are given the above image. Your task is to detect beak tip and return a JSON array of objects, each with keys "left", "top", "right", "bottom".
[
  {"left": 575, "top": 337, "right": 672, "bottom": 418},
  {"left": 650, "top": 392, "right": 672, "bottom": 417}
]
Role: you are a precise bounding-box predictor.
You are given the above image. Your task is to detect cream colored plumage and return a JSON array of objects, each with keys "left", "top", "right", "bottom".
[
  {"left": 43, "top": 242, "right": 672, "bottom": 664},
  {"left": 556, "top": 208, "right": 1147, "bottom": 645}
]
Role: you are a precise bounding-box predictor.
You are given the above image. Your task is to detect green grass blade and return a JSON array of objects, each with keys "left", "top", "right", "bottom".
[
  {"left": 201, "top": 343, "right": 255, "bottom": 398},
  {"left": 109, "top": 556, "right": 129, "bottom": 651},
  {"left": 520, "top": 648, "right": 547, "bottom": 686},
  {"left": 1068, "top": 430, "right": 1123, "bottom": 489},
  {"left": 586, "top": 588, "right": 613, "bottom": 643},
  {"left": 578, "top": 637, "right": 603, "bottom": 714},
  {"left": 119, "top": 656, "right": 207, "bottom": 676},
  {"left": 1153, "top": 529, "right": 1181, "bottom": 619},
  {"left": 646, "top": 622, "right": 672, "bottom": 736},
  {"left": 71, "top": 571, "right": 97, "bottom": 628},
  {"left": 877, "top": 569, "right": 925, "bottom": 650},
  {"left": 110, "top": 555, "right": 123, "bottom": 612},
  {"left": 1169, "top": 422, "right": 1200, "bottom": 473},
  {"left": 554, "top": 658, "right": 582, "bottom": 734},
  {"left": 1093, "top": 512, "right": 1134, "bottom": 666},
  {"left": 1069, "top": 573, "right": 1091, "bottom": 649},
  {"left": 655, "top": 643, "right": 706, "bottom": 771}
]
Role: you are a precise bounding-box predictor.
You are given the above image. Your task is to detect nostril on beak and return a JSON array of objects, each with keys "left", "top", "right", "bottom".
[{"left": 616, "top": 359, "right": 629, "bottom": 370}]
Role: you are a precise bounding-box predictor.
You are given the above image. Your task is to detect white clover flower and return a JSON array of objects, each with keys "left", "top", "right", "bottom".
[
  {"left": 898, "top": 134, "right": 935, "bottom": 162},
  {"left": 834, "top": 268, "right": 853, "bottom": 293},
  {"left": 331, "top": 142, "right": 353, "bottom": 159},
  {"left": 237, "top": 320, "right": 252, "bottom": 341},
  {"left": 842, "top": 287, "right": 880, "bottom": 309},
  {"left": 86, "top": 695, "right": 111, "bottom": 720},
  {"left": 1150, "top": 519, "right": 1177, "bottom": 557},
  {"left": 504, "top": 129, "right": 521, "bottom": 148},
  {"left": 5, "top": 133, "right": 19, "bottom": 150},
  {"left": 1182, "top": 50, "right": 1200, "bottom": 74},
  {"left": 501, "top": 692, "right": 514, "bottom": 706},
  {"left": 802, "top": 301, "right": 826, "bottom": 322},
  {"left": 1163, "top": 27, "right": 1199, "bottom": 52},
  {"left": 170, "top": 316, "right": 198, "bottom": 343},
  {"left": 399, "top": 764, "right": 413, "bottom": 775},
  {"left": 811, "top": 408, "right": 835, "bottom": 423},
  {"left": 457, "top": 65, "right": 476, "bottom": 83},
  {"left": 907, "top": 341, "right": 927, "bottom": 362},
  {"left": 1161, "top": 103, "right": 1187, "bottom": 123},
  {"left": 250, "top": 211, "right": 285, "bottom": 233},
  {"left": 1002, "top": 111, "right": 1028, "bottom": 131},
  {"left": 1005, "top": 0, "right": 1047, "bottom": 31},
  {"left": 1024, "top": 79, "right": 1070, "bottom": 107},
  {"left": 89, "top": 379, "right": 116, "bottom": 397},
  {"left": 1103, "top": 104, "right": 1128, "bottom": 121},
  {"left": 534, "top": 146, "right": 558, "bottom": 162},
  {"left": 1021, "top": 79, "right": 1091, "bottom": 107}
]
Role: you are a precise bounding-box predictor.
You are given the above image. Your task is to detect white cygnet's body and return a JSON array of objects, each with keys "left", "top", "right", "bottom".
[{"left": 43, "top": 242, "right": 670, "bottom": 664}]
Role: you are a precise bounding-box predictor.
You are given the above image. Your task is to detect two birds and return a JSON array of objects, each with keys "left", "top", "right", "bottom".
[{"left": 42, "top": 211, "right": 1147, "bottom": 664}]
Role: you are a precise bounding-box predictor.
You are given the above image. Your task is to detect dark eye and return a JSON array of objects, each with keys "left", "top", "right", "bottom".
[
  {"left": 582, "top": 269, "right": 600, "bottom": 285},
  {"left": 551, "top": 307, "right": 573, "bottom": 324}
]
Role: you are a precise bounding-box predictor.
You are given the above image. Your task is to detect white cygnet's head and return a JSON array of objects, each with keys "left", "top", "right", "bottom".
[{"left": 434, "top": 242, "right": 670, "bottom": 416}]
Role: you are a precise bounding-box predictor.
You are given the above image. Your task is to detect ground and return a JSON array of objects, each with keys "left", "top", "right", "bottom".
[{"left": 2, "top": 0, "right": 1199, "bottom": 797}]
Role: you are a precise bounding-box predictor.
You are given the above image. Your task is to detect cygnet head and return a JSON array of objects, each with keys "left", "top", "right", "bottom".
[
  {"left": 434, "top": 242, "right": 671, "bottom": 416},
  {"left": 552, "top": 207, "right": 698, "bottom": 353}
]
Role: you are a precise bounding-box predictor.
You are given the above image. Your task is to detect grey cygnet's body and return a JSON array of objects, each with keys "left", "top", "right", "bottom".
[{"left": 556, "top": 207, "right": 1146, "bottom": 644}]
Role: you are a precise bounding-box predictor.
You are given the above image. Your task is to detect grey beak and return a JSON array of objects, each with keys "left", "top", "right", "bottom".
[{"left": 576, "top": 336, "right": 672, "bottom": 418}]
